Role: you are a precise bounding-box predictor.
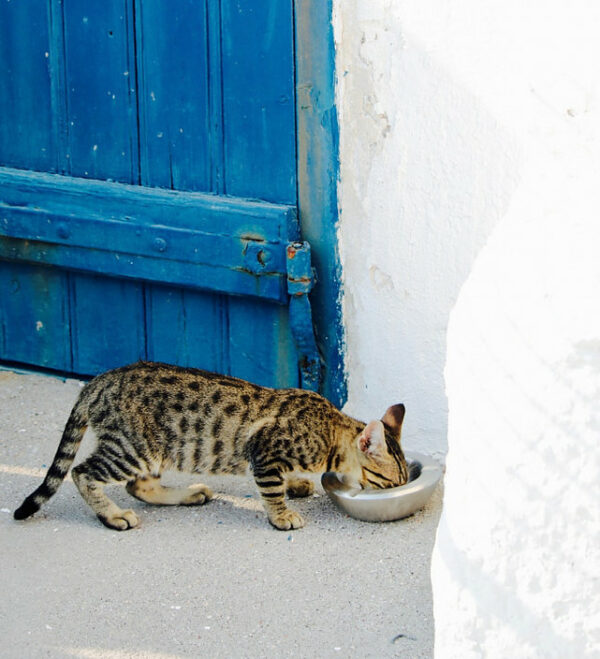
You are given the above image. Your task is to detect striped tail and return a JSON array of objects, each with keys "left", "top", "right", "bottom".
[{"left": 14, "top": 399, "right": 88, "bottom": 521}]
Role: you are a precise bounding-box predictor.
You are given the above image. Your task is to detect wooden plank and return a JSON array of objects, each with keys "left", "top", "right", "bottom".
[
  {"left": 0, "top": 261, "right": 71, "bottom": 371},
  {"left": 145, "top": 285, "right": 228, "bottom": 373},
  {"left": 61, "top": 1, "right": 138, "bottom": 183},
  {"left": 0, "top": 0, "right": 75, "bottom": 373},
  {"left": 221, "top": 2, "right": 296, "bottom": 204},
  {"left": 69, "top": 272, "right": 145, "bottom": 374},
  {"left": 134, "top": 0, "right": 211, "bottom": 192},
  {"left": 0, "top": 168, "right": 297, "bottom": 239},
  {"left": 228, "top": 296, "right": 298, "bottom": 388},
  {"left": 206, "top": 0, "right": 225, "bottom": 195},
  {"left": 0, "top": 235, "right": 286, "bottom": 304},
  {"left": 216, "top": 3, "right": 300, "bottom": 389},
  {"left": 0, "top": 167, "right": 297, "bottom": 302},
  {"left": 1, "top": 207, "right": 288, "bottom": 274},
  {"left": 135, "top": 2, "right": 228, "bottom": 381},
  {"left": 56, "top": 4, "right": 144, "bottom": 375},
  {"left": 47, "top": 0, "right": 69, "bottom": 175},
  {"left": 0, "top": 1, "right": 54, "bottom": 172}
]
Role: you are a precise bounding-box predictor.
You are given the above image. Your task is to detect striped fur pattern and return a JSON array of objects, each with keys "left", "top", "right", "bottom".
[{"left": 14, "top": 362, "right": 408, "bottom": 531}]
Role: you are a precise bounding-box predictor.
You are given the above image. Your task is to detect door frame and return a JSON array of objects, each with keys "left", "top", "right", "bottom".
[{"left": 295, "top": 0, "right": 346, "bottom": 408}]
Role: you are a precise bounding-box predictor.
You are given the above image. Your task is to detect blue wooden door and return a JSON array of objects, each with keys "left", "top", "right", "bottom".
[{"left": 0, "top": 1, "right": 344, "bottom": 402}]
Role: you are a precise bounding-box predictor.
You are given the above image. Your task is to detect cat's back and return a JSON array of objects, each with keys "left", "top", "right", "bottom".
[
  {"left": 86, "top": 361, "right": 340, "bottom": 433},
  {"left": 91, "top": 361, "right": 260, "bottom": 403}
]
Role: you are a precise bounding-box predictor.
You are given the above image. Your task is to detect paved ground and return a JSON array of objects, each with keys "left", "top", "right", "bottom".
[{"left": 0, "top": 369, "right": 442, "bottom": 659}]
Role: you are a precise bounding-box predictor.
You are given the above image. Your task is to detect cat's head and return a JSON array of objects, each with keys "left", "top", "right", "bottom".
[{"left": 356, "top": 404, "right": 408, "bottom": 489}]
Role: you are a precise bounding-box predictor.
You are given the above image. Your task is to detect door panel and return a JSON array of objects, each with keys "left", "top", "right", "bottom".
[{"left": 0, "top": 1, "right": 306, "bottom": 389}]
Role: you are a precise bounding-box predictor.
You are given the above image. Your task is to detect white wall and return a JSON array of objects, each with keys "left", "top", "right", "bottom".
[
  {"left": 333, "top": 1, "right": 519, "bottom": 456},
  {"left": 433, "top": 153, "right": 600, "bottom": 657},
  {"left": 429, "top": 3, "right": 600, "bottom": 657},
  {"left": 334, "top": 1, "right": 600, "bottom": 657}
]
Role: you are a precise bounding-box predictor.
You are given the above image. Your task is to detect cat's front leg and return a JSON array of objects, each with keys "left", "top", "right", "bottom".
[
  {"left": 286, "top": 476, "right": 315, "bottom": 498},
  {"left": 253, "top": 465, "right": 305, "bottom": 530}
]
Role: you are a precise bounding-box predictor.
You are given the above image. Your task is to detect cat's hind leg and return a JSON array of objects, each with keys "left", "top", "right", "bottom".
[
  {"left": 126, "top": 476, "right": 212, "bottom": 506},
  {"left": 71, "top": 454, "right": 141, "bottom": 531}
]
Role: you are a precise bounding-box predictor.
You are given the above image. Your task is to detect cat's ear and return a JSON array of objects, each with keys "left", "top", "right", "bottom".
[
  {"left": 382, "top": 403, "right": 405, "bottom": 433},
  {"left": 358, "top": 420, "right": 386, "bottom": 458}
]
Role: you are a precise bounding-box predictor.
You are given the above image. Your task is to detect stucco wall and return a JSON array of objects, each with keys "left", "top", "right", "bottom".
[
  {"left": 333, "top": 1, "right": 519, "bottom": 456},
  {"left": 334, "top": 1, "right": 600, "bottom": 657}
]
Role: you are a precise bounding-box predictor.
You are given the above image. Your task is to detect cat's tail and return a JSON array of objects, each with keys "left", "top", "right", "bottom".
[{"left": 13, "top": 384, "right": 93, "bottom": 521}]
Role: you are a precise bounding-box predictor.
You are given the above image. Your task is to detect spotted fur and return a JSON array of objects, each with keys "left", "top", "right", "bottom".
[{"left": 14, "top": 362, "right": 408, "bottom": 530}]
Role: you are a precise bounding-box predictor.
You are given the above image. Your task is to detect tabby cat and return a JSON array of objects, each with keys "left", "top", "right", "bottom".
[{"left": 14, "top": 362, "right": 408, "bottom": 531}]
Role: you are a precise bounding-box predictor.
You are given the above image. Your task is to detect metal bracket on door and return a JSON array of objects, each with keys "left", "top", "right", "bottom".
[{"left": 286, "top": 241, "right": 321, "bottom": 392}]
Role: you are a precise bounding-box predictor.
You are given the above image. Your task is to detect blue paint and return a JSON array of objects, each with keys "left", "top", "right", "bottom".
[
  {"left": 70, "top": 273, "right": 146, "bottom": 374},
  {"left": 63, "top": 3, "right": 139, "bottom": 183},
  {"left": 0, "top": 1, "right": 344, "bottom": 399},
  {"left": 0, "top": 1, "right": 54, "bottom": 172},
  {"left": 220, "top": 1, "right": 296, "bottom": 204},
  {"left": 134, "top": 0, "right": 211, "bottom": 191},
  {"left": 295, "top": 0, "right": 347, "bottom": 407},
  {"left": 145, "top": 286, "right": 228, "bottom": 374},
  {"left": 0, "top": 261, "right": 71, "bottom": 371}
]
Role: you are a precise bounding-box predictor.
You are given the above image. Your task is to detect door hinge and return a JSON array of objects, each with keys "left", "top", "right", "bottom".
[{"left": 286, "top": 241, "right": 321, "bottom": 392}]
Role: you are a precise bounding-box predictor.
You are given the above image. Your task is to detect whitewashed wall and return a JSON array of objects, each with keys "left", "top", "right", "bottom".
[
  {"left": 333, "top": 1, "right": 519, "bottom": 457},
  {"left": 334, "top": 1, "right": 600, "bottom": 657},
  {"left": 432, "top": 145, "right": 600, "bottom": 657}
]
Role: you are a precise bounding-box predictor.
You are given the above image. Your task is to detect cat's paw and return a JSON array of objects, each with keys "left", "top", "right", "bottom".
[
  {"left": 268, "top": 509, "right": 305, "bottom": 530},
  {"left": 181, "top": 484, "right": 213, "bottom": 505},
  {"left": 286, "top": 477, "right": 314, "bottom": 498},
  {"left": 97, "top": 509, "right": 139, "bottom": 531}
]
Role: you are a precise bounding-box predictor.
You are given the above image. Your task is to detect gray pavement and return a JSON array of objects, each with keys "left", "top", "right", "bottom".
[{"left": 0, "top": 369, "right": 442, "bottom": 659}]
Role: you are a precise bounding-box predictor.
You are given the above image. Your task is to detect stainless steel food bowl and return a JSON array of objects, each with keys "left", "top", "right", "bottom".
[{"left": 321, "top": 451, "right": 442, "bottom": 522}]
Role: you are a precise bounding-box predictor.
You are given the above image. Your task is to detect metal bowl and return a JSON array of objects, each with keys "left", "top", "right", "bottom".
[{"left": 321, "top": 451, "right": 442, "bottom": 522}]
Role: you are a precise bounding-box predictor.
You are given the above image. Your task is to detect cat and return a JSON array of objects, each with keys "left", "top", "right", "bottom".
[{"left": 14, "top": 361, "right": 408, "bottom": 531}]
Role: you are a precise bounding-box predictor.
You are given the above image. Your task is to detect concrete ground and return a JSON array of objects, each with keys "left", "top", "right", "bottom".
[{"left": 0, "top": 369, "right": 442, "bottom": 659}]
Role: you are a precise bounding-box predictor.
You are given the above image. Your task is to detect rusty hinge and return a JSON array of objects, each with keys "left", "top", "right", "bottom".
[{"left": 286, "top": 241, "right": 321, "bottom": 391}]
